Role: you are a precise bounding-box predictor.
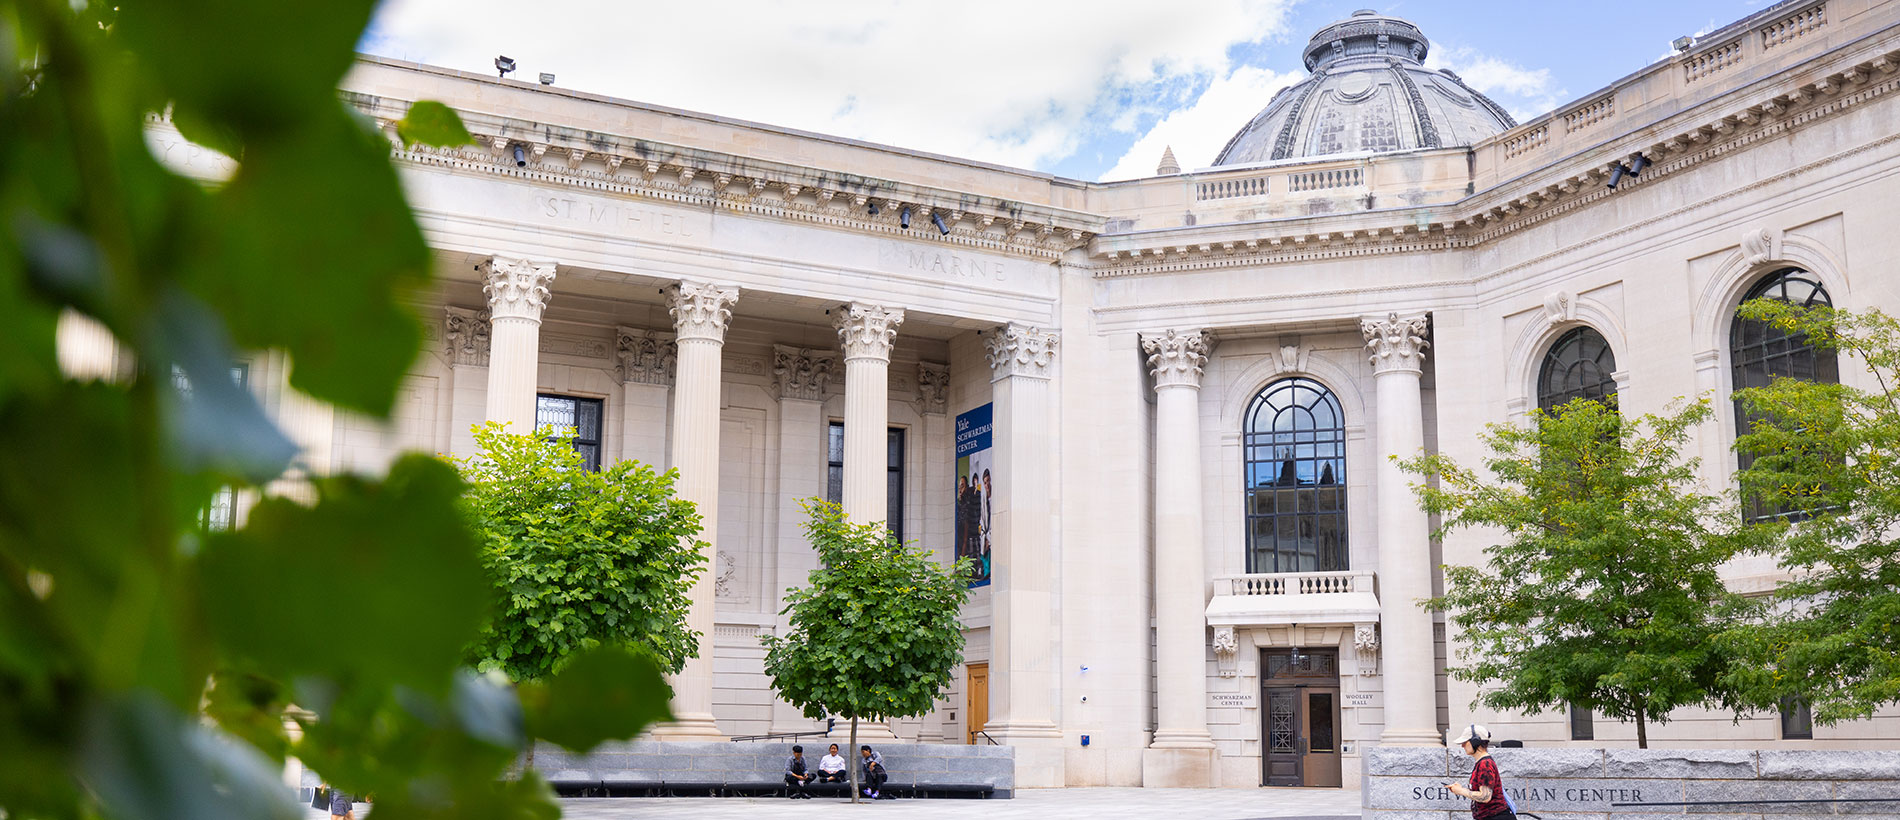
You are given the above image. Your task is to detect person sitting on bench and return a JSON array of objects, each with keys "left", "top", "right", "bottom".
[
  {"left": 860, "top": 745, "right": 888, "bottom": 799},
  {"left": 784, "top": 745, "right": 815, "bottom": 798},
  {"left": 817, "top": 743, "right": 848, "bottom": 783}
]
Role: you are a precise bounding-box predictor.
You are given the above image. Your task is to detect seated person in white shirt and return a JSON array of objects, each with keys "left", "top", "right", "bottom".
[{"left": 817, "top": 743, "right": 848, "bottom": 783}]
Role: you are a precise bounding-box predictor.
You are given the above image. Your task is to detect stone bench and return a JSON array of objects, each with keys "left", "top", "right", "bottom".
[{"left": 536, "top": 740, "right": 1014, "bottom": 799}]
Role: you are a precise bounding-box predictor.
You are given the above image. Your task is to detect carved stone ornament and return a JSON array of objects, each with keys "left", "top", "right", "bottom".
[
  {"left": 772, "top": 345, "right": 836, "bottom": 401},
  {"left": 1140, "top": 328, "right": 1213, "bottom": 389},
  {"left": 480, "top": 257, "right": 557, "bottom": 322},
  {"left": 916, "top": 361, "right": 949, "bottom": 415},
  {"left": 1361, "top": 311, "right": 1430, "bottom": 375},
  {"left": 1212, "top": 626, "right": 1240, "bottom": 678},
  {"left": 443, "top": 306, "right": 491, "bottom": 368},
  {"left": 834, "top": 303, "right": 905, "bottom": 362},
  {"left": 666, "top": 281, "right": 740, "bottom": 343},
  {"left": 615, "top": 327, "right": 677, "bottom": 386},
  {"left": 1543, "top": 290, "right": 1577, "bottom": 326},
  {"left": 1354, "top": 623, "right": 1380, "bottom": 676},
  {"left": 713, "top": 550, "right": 737, "bottom": 599},
  {"left": 1277, "top": 343, "right": 1309, "bottom": 374},
  {"left": 1741, "top": 226, "right": 1780, "bottom": 268},
  {"left": 985, "top": 323, "right": 1059, "bottom": 381}
]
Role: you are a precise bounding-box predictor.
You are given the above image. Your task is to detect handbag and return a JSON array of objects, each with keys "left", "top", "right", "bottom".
[{"left": 311, "top": 787, "right": 328, "bottom": 810}]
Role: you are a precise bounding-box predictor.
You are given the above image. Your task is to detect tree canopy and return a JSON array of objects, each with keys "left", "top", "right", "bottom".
[
  {"left": 1400, "top": 398, "right": 1753, "bottom": 747},
  {"left": 451, "top": 423, "right": 706, "bottom": 681}
]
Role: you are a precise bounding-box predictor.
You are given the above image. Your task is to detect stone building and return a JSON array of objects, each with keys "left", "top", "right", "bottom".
[{"left": 109, "top": 0, "right": 1900, "bottom": 790}]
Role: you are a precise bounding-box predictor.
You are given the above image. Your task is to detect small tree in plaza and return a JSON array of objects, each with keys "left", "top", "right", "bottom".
[
  {"left": 1399, "top": 398, "right": 1753, "bottom": 747},
  {"left": 1722, "top": 301, "right": 1900, "bottom": 724},
  {"left": 452, "top": 422, "right": 708, "bottom": 683},
  {"left": 763, "top": 501, "right": 973, "bottom": 802}
]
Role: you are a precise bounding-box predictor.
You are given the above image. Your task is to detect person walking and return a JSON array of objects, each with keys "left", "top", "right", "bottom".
[
  {"left": 327, "top": 785, "right": 355, "bottom": 820},
  {"left": 1445, "top": 724, "right": 1514, "bottom": 820}
]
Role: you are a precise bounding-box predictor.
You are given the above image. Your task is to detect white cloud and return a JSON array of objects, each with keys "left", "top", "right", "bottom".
[
  {"left": 1099, "top": 65, "right": 1304, "bottom": 181},
  {"left": 363, "top": 0, "right": 1294, "bottom": 172},
  {"left": 1426, "top": 46, "right": 1565, "bottom": 123}
]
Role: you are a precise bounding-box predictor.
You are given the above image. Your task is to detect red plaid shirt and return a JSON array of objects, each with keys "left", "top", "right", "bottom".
[{"left": 1468, "top": 755, "right": 1510, "bottom": 819}]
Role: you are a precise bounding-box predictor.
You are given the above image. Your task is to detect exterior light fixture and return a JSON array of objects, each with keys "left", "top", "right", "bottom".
[
  {"left": 1606, "top": 162, "right": 1629, "bottom": 189},
  {"left": 1672, "top": 35, "right": 1695, "bottom": 52},
  {"left": 512, "top": 144, "right": 527, "bottom": 168},
  {"left": 1628, "top": 152, "right": 1650, "bottom": 177},
  {"left": 867, "top": 201, "right": 879, "bottom": 216},
  {"left": 494, "top": 55, "right": 516, "bottom": 78},
  {"left": 539, "top": 72, "right": 555, "bottom": 85},
  {"left": 900, "top": 206, "right": 912, "bottom": 230},
  {"left": 931, "top": 212, "right": 949, "bottom": 235}
]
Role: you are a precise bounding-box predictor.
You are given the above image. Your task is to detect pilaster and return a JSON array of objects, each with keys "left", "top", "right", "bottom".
[{"left": 616, "top": 327, "right": 675, "bottom": 468}]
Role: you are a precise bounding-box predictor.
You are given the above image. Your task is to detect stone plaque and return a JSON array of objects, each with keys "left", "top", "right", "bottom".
[
  {"left": 1345, "top": 692, "right": 1376, "bottom": 708},
  {"left": 1210, "top": 691, "right": 1257, "bottom": 709}
]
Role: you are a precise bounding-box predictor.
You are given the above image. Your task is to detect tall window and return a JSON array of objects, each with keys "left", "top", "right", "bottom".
[
  {"left": 1537, "top": 327, "right": 1618, "bottom": 411},
  {"left": 536, "top": 394, "right": 603, "bottom": 471},
  {"left": 1779, "top": 697, "right": 1813, "bottom": 740},
  {"left": 1729, "top": 269, "right": 1837, "bottom": 522},
  {"left": 1244, "top": 377, "right": 1348, "bottom": 573},
  {"left": 826, "top": 422, "right": 905, "bottom": 545},
  {"left": 1568, "top": 702, "right": 1595, "bottom": 741}
]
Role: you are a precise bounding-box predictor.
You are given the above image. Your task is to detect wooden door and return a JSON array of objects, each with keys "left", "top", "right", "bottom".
[
  {"left": 1301, "top": 687, "right": 1342, "bottom": 787},
  {"left": 966, "top": 663, "right": 989, "bottom": 745}
]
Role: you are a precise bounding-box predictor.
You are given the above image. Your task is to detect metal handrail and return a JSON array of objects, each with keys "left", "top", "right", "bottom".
[
  {"left": 975, "top": 730, "right": 999, "bottom": 746},
  {"left": 729, "top": 730, "right": 831, "bottom": 743}
]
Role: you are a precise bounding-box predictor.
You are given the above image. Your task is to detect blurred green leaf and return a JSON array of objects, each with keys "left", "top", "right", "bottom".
[
  {"left": 154, "top": 290, "right": 298, "bottom": 482},
  {"left": 79, "top": 692, "right": 302, "bottom": 820},
  {"left": 199, "top": 456, "right": 487, "bottom": 693},
  {"left": 397, "top": 101, "right": 475, "bottom": 149},
  {"left": 519, "top": 645, "right": 671, "bottom": 753}
]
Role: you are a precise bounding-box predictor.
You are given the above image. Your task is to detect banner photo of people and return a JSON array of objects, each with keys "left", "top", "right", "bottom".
[{"left": 955, "top": 403, "right": 994, "bottom": 588}]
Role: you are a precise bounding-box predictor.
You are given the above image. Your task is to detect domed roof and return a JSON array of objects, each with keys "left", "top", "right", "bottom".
[{"left": 1213, "top": 10, "right": 1517, "bottom": 165}]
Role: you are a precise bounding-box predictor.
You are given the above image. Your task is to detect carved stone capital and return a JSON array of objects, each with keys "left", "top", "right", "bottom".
[
  {"left": 1212, "top": 626, "right": 1239, "bottom": 678},
  {"left": 481, "top": 257, "right": 557, "bottom": 322},
  {"left": 666, "top": 281, "right": 739, "bottom": 343},
  {"left": 916, "top": 361, "right": 949, "bottom": 415},
  {"left": 984, "top": 323, "right": 1058, "bottom": 381},
  {"left": 1361, "top": 311, "right": 1430, "bottom": 375},
  {"left": 772, "top": 344, "right": 836, "bottom": 401},
  {"left": 834, "top": 302, "right": 904, "bottom": 362},
  {"left": 1140, "top": 328, "right": 1214, "bottom": 390},
  {"left": 615, "top": 327, "right": 677, "bottom": 386},
  {"left": 443, "top": 306, "right": 491, "bottom": 368}
]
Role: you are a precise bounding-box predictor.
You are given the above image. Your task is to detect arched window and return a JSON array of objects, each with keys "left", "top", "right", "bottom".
[
  {"left": 1244, "top": 377, "right": 1348, "bottom": 573},
  {"left": 1730, "top": 268, "right": 1838, "bottom": 522},
  {"left": 1537, "top": 327, "right": 1618, "bottom": 411}
]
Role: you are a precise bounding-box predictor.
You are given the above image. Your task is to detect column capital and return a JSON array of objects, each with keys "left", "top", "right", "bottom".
[
  {"left": 1140, "top": 328, "right": 1214, "bottom": 390},
  {"left": 834, "top": 302, "right": 905, "bottom": 362},
  {"left": 615, "top": 326, "right": 677, "bottom": 386},
  {"left": 481, "top": 257, "right": 557, "bottom": 322},
  {"left": 1361, "top": 311, "right": 1431, "bottom": 375},
  {"left": 985, "top": 323, "right": 1059, "bottom": 381},
  {"left": 667, "top": 281, "right": 740, "bottom": 343},
  {"left": 443, "top": 306, "right": 491, "bottom": 368},
  {"left": 916, "top": 361, "right": 949, "bottom": 415},
  {"left": 772, "top": 344, "right": 836, "bottom": 401}
]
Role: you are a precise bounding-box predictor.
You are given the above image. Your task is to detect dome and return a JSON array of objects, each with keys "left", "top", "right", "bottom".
[{"left": 1212, "top": 10, "right": 1517, "bottom": 165}]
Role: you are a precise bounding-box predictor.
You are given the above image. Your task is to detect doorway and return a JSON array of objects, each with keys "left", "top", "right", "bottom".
[
  {"left": 965, "top": 663, "right": 989, "bottom": 744},
  {"left": 1261, "top": 649, "right": 1342, "bottom": 787}
]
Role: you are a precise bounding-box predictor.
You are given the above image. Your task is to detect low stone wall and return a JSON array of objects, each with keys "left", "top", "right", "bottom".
[
  {"left": 1364, "top": 747, "right": 1900, "bottom": 818},
  {"left": 533, "top": 740, "right": 1016, "bottom": 797}
]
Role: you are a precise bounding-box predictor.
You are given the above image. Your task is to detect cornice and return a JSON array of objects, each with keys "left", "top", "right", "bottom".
[
  {"left": 1090, "top": 44, "right": 1900, "bottom": 279},
  {"left": 346, "top": 95, "right": 1100, "bottom": 263}
]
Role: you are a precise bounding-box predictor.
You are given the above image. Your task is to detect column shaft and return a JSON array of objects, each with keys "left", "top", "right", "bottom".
[{"left": 835, "top": 303, "right": 904, "bottom": 526}]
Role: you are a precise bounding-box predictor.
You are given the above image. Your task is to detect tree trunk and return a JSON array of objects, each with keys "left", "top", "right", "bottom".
[
  {"left": 848, "top": 718, "right": 860, "bottom": 804},
  {"left": 1634, "top": 700, "right": 1648, "bottom": 749}
]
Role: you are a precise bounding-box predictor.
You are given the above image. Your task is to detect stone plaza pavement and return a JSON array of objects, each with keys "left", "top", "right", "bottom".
[{"left": 307, "top": 787, "right": 1363, "bottom": 819}]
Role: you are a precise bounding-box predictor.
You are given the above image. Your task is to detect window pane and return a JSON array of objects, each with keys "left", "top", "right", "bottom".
[
  {"left": 1569, "top": 702, "right": 1594, "bottom": 741},
  {"left": 1538, "top": 327, "right": 1619, "bottom": 411},
  {"left": 1780, "top": 698, "right": 1812, "bottom": 739},
  {"left": 1730, "top": 270, "right": 1838, "bottom": 523},
  {"left": 1243, "top": 378, "right": 1349, "bottom": 573}
]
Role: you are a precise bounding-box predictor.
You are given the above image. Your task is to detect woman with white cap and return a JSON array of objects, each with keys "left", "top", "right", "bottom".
[{"left": 1445, "top": 724, "right": 1515, "bottom": 819}]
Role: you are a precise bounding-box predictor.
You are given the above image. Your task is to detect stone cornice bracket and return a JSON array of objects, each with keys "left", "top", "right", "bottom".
[
  {"left": 772, "top": 344, "right": 836, "bottom": 401},
  {"left": 833, "top": 302, "right": 905, "bottom": 362},
  {"left": 1140, "top": 328, "right": 1214, "bottom": 390},
  {"left": 1361, "top": 311, "right": 1430, "bottom": 375},
  {"left": 443, "top": 306, "right": 491, "bottom": 368},
  {"left": 984, "top": 323, "right": 1059, "bottom": 382},
  {"left": 916, "top": 361, "right": 949, "bottom": 415},
  {"left": 1354, "top": 623, "right": 1380, "bottom": 676},
  {"left": 665, "top": 281, "right": 739, "bottom": 343},
  {"left": 615, "top": 326, "right": 678, "bottom": 386},
  {"left": 480, "top": 257, "right": 557, "bottom": 323}
]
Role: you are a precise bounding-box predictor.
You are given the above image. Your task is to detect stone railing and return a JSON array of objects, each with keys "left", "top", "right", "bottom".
[
  {"left": 1222, "top": 570, "right": 1375, "bottom": 596},
  {"left": 1196, "top": 174, "right": 1270, "bottom": 201},
  {"left": 1562, "top": 95, "right": 1614, "bottom": 133},
  {"left": 1287, "top": 167, "right": 1363, "bottom": 193},
  {"left": 1762, "top": 2, "right": 1826, "bottom": 51},
  {"left": 1365, "top": 747, "right": 1900, "bottom": 818},
  {"left": 1685, "top": 39, "right": 1745, "bottom": 83}
]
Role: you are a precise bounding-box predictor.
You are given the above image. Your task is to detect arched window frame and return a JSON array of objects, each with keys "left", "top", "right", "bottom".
[
  {"left": 1536, "top": 326, "right": 1619, "bottom": 412},
  {"left": 1728, "top": 267, "right": 1838, "bottom": 523},
  {"left": 1243, "top": 377, "right": 1350, "bottom": 574}
]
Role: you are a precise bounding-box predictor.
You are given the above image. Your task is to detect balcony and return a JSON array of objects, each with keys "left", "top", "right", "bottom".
[{"left": 1205, "top": 570, "right": 1381, "bottom": 628}]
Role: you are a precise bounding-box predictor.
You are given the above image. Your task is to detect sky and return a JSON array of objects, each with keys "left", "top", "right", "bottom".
[{"left": 361, "top": 0, "right": 1779, "bottom": 182}]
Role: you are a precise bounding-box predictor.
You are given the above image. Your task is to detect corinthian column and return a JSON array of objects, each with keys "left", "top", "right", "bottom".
[
  {"left": 1140, "top": 328, "right": 1219, "bottom": 787},
  {"left": 480, "top": 257, "right": 557, "bottom": 433},
  {"left": 983, "top": 323, "right": 1065, "bottom": 787},
  {"left": 834, "top": 303, "right": 904, "bottom": 526},
  {"left": 1361, "top": 311, "right": 1440, "bottom": 746},
  {"left": 652, "top": 281, "right": 739, "bottom": 740}
]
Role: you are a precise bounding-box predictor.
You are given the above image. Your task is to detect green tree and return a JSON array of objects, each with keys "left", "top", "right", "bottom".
[
  {"left": 763, "top": 501, "right": 972, "bottom": 802},
  {"left": 1399, "top": 398, "right": 1751, "bottom": 747},
  {"left": 452, "top": 422, "right": 706, "bottom": 680},
  {"left": 1723, "top": 300, "right": 1900, "bottom": 723},
  {"left": 0, "top": 1, "right": 668, "bottom": 817}
]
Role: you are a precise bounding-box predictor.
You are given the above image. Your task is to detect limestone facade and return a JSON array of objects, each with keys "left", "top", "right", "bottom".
[{"left": 101, "top": 0, "right": 1900, "bottom": 790}]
